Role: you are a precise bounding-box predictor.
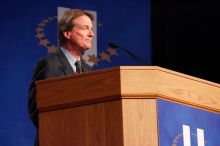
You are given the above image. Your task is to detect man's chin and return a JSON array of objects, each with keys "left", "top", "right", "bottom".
[
  {"left": 83, "top": 47, "right": 90, "bottom": 50},
  {"left": 84, "top": 44, "right": 92, "bottom": 49},
  {"left": 80, "top": 47, "right": 90, "bottom": 53}
]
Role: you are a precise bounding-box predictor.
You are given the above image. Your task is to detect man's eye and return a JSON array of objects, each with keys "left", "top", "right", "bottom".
[{"left": 80, "top": 27, "right": 88, "bottom": 30}]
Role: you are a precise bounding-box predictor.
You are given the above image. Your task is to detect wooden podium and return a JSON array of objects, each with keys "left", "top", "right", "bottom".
[{"left": 36, "top": 66, "right": 220, "bottom": 146}]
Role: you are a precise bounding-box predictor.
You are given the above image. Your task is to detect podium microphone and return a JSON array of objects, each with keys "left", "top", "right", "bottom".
[{"left": 108, "top": 42, "right": 148, "bottom": 65}]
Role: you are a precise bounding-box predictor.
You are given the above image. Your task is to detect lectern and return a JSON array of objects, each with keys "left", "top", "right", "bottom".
[{"left": 36, "top": 66, "right": 220, "bottom": 146}]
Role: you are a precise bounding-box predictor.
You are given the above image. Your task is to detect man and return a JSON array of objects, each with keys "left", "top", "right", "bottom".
[{"left": 28, "top": 9, "right": 94, "bottom": 146}]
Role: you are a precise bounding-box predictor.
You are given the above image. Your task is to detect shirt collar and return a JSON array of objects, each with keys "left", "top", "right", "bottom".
[{"left": 60, "top": 47, "right": 80, "bottom": 72}]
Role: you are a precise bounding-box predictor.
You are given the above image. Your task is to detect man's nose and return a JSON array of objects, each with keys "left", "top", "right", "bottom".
[{"left": 88, "top": 29, "right": 94, "bottom": 37}]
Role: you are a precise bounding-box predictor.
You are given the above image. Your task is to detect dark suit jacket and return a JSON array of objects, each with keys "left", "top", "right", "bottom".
[{"left": 28, "top": 49, "right": 93, "bottom": 146}]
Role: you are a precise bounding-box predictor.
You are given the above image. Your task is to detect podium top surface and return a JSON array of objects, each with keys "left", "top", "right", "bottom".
[{"left": 36, "top": 66, "right": 220, "bottom": 113}]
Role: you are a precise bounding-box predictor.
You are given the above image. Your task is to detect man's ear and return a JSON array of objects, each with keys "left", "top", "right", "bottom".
[{"left": 63, "top": 31, "right": 71, "bottom": 39}]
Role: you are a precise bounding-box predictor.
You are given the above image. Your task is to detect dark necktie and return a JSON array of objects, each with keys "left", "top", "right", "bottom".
[{"left": 75, "top": 60, "right": 82, "bottom": 74}]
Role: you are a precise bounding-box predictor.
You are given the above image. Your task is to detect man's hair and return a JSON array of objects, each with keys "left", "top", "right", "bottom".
[{"left": 58, "top": 9, "right": 94, "bottom": 46}]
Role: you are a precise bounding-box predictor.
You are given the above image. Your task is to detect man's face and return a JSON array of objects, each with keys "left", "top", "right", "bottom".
[{"left": 65, "top": 15, "right": 94, "bottom": 51}]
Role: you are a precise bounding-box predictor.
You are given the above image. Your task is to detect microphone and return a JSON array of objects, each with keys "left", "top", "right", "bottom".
[{"left": 108, "top": 42, "right": 148, "bottom": 65}]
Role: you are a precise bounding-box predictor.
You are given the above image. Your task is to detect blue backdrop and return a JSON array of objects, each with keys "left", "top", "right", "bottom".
[{"left": 0, "top": 0, "right": 151, "bottom": 145}]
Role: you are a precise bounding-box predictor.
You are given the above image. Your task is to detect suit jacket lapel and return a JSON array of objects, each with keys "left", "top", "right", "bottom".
[
  {"left": 81, "top": 61, "right": 91, "bottom": 72},
  {"left": 56, "top": 48, "right": 75, "bottom": 75}
]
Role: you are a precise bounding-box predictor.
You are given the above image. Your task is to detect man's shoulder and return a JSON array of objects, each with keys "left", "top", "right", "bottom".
[
  {"left": 34, "top": 51, "right": 62, "bottom": 71},
  {"left": 32, "top": 50, "right": 66, "bottom": 78},
  {"left": 39, "top": 52, "right": 59, "bottom": 62}
]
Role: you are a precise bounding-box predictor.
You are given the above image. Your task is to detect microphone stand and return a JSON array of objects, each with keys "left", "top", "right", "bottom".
[{"left": 109, "top": 42, "right": 148, "bottom": 65}]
